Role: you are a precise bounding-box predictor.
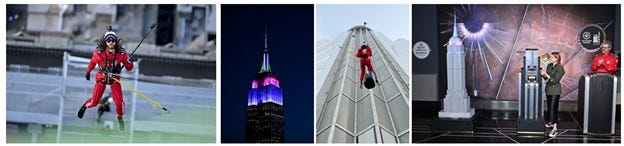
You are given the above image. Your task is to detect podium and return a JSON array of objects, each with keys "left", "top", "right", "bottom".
[
  {"left": 517, "top": 49, "right": 544, "bottom": 134},
  {"left": 577, "top": 73, "right": 618, "bottom": 135}
]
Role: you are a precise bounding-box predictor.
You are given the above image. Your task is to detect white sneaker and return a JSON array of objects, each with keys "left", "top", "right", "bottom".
[
  {"left": 545, "top": 123, "right": 553, "bottom": 128},
  {"left": 548, "top": 128, "right": 558, "bottom": 137}
]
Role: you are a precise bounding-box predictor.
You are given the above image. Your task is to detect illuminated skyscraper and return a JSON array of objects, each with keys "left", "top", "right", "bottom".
[{"left": 246, "top": 32, "right": 284, "bottom": 143}]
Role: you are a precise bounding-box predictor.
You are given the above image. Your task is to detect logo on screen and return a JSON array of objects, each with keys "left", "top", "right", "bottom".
[
  {"left": 413, "top": 41, "right": 431, "bottom": 60},
  {"left": 578, "top": 24, "right": 605, "bottom": 52}
]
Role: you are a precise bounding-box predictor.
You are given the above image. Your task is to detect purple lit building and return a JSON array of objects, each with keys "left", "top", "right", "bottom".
[{"left": 245, "top": 34, "right": 284, "bottom": 143}]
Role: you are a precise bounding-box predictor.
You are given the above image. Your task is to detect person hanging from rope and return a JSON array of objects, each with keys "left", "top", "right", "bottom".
[
  {"left": 356, "top": 42, "right": 380, "bottom": 89},
  {"left": 78, "top": 26, "right": 136, "bottom": 131}
]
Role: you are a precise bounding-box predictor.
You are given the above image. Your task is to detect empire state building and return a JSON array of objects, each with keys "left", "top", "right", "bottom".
[{"left": 246, "top": 33, "right": 284, "bottom": 143}]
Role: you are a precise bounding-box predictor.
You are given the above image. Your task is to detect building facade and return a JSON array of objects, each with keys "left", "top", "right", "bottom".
[
  {"left": 246, "top": 39, "right": 284, "bottom": 143},
  {"left": 316, "top": 25, "right": 409, "bottom": 143}
]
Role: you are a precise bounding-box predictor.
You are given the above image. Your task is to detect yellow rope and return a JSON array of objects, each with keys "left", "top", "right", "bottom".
[
  {"left": 340, "top": 47, "right": 356, "bottom": 56},
  {"left": 111, "top": 77, "right": 168, "bottom": 111}
]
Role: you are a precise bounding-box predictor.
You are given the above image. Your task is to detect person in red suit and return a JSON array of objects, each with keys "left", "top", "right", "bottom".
[
  {"left": 591, "top": 40, "right": 618, "bottom": 75},
  {"left": 78, "top": 27, "right": 135, "bottom": 131},
  {"left": 356, "top": 42, "right": 380, "bottom": 88}
]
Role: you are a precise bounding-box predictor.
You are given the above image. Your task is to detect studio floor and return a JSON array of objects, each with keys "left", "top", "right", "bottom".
[{"left": 412, "top": 102, "right": 621, "bottom": 143}]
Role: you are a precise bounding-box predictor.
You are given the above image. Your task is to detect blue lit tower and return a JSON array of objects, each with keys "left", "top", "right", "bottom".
[{"left": 246, "top": 32, "right": 284, "bottom": 143}]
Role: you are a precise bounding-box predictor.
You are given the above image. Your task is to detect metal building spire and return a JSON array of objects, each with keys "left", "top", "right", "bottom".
[{"left": 260, "top": 29, "right": 271, "bottom": 72}]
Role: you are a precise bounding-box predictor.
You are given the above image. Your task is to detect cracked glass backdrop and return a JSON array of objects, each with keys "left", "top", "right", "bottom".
[{"left": 437, "top": 5, "right": 618, "bottom": 101}]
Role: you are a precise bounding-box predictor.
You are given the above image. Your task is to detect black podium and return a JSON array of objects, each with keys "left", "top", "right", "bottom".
[{"left": 577, "top": 73, "right": 618, "bottom": 135}]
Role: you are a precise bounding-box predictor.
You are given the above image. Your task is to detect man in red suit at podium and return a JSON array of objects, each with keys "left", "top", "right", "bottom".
[{"left": 591, "top": 40, "right": 618, "bottom": 74}]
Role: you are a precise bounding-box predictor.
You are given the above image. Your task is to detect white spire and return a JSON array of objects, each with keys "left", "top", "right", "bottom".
[
  {"left": 260, "top": 29, "right": 271, "bottom": 73},
  {"left": 448, "top": 10, "right": 463, "bottom": 48},
  {"left": 452, "top": 11, "right": 459, "bottom": 37}
]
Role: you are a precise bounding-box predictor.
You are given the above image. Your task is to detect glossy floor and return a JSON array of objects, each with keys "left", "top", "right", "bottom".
[{"left": 412, "top": 102, "right": 621, "bottom": 143}]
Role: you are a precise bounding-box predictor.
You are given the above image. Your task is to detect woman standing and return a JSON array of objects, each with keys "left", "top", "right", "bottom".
[{"left": 541, "top": 52, "right": 565, "bottom": 137}]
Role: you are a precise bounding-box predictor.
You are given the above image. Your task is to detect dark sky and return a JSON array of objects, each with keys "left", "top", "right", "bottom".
[{"left": 220, "top": 5, "right": 314, "bottom": 143}]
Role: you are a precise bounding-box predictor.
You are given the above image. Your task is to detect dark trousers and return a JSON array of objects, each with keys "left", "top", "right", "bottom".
[
  {"left": 546, "top": 95, "right": 560, "bottom": 124},
  {"left": 98, "top": 104, "right": 111, "bottom": 118}
]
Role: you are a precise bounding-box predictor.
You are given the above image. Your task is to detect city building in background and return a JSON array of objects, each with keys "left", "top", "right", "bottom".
[{"left": 7, "top": 4, "right": 216, "bottom": 60}]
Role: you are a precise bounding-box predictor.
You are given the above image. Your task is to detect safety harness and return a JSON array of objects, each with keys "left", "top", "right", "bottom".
[{"left": 98, "top": 48, "right": 119, "bottom": 85}]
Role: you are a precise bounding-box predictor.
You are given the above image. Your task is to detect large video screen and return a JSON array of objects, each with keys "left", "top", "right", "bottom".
[{"left": 437, "top": 5, "right": 618, "bottom": 101}]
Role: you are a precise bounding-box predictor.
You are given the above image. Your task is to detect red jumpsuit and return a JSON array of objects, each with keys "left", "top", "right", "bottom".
[
  {"left": 83, "top": 48, "right": 133, "bottom": 117},
  {"left": 356, "top": 46, "right": 379, "bottom": 83},
  {"left": 590, "top": 53, "right": 618, "bottom": 75}
]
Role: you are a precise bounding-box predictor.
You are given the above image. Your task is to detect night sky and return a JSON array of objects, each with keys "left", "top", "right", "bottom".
[{"left": 220, "top": 5, "right": 314, "bottom": 143}]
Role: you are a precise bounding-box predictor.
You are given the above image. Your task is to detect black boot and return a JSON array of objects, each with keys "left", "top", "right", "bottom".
[
  {"left": 77, "top": 106, "right": 86, "bottom": 119},
  {"left": 97, "top": 105, "right": 104, "bottom": 123},
  {"left": 117, "top": 116, "right": 125, "bottom": 131}
]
